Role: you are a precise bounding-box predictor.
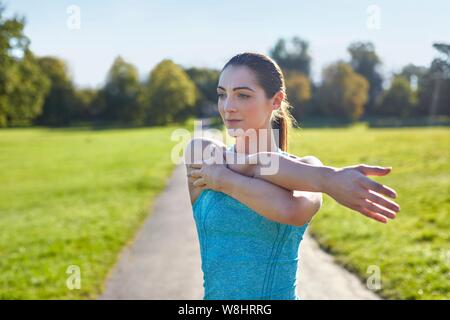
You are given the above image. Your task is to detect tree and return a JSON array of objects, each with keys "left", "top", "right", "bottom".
[
  {"left": 185, "top": 67, "right": 220, "bottom": 117},
  {"left": 35, "top": 56, "right": 76, "bottom": 126},
  {"left": 270, "top": 37, "right": 311, "bottom": 76},
  {"left": 409, "top": 44, "right": 450, "bottom": 118},
  {"left": 102, "top": 56, "right": 143, "bottom": 124},
  {"left": 285, "top": 71, "right": 312, "bottom": 119},
  {"left": 377, "top": 75, "right": 416, "bottom": 117},
  {"left": 7, "top": 51, "right": 50, "bottom": 126},
  {"left": 316, "top": 61, "right": 369, "bottom": 120},
  {"left": 72, "top": 88, "right": 97, "bottom": 121},
  {"left": 0, "top": 2, "right": 49, "bottom": 127},
  {"left": 348, "top": 42, "right": 383, "bottom": 116},
  {"left": 400, "top": 64, "right": 428, "bottom": 84},
  {"left": 143, "top": 59, "right": 197, "bottom": 125},
  {"left": 428, "top": 43, "right": 450, "bottom": 117},
  {"left": 400, "top": 64, "right": 431, "bottom": 117}
]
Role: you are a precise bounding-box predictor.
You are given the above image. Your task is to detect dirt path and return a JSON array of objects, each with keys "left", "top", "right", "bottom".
[{"left": 99, "top": 164, "right": 380, "bottom": 300}]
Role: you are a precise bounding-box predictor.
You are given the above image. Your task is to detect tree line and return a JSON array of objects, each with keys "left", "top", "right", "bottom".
[
  {"left": 274, "top": 37, "right": 450, "bottom": 121},
  {"left": 0, "top": 3, "right": 448, "bottom": 128}
]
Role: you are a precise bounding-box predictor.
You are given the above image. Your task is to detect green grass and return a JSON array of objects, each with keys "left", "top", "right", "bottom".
[
  {"left": 289, "top": 124, "right": 449, "bottom": 299},
  {"left": 0, "top": 124, "right": 191, "bottom": 299}
]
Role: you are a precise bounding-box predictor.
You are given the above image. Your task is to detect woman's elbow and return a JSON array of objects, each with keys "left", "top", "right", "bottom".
[
  {"left": 300, "top": 155, "right": 323, "bottom": 166},
  {"left": 288, "top": 194, "right": 322, "bottom": 227}
]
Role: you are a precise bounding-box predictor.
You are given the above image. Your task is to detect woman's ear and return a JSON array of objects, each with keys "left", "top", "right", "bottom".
[{"left": 271, "top": 91, "right": 285, "bottom": 111}]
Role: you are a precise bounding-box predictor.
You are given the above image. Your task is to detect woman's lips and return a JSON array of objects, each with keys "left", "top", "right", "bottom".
[{"left": 226, "top": 120, "right": 242, "bottom": 125}]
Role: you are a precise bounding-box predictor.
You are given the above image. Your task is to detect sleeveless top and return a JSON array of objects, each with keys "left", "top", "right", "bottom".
[{"left": 192, "top": 145, "right": 308, "bottom": 300}]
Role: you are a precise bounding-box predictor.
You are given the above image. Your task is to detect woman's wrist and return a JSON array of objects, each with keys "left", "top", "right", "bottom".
[{"left": 316, "top": 165, "right": 338, "bottom": 194}]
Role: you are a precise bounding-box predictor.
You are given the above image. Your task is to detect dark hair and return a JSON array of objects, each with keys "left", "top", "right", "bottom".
[{"left": 221, "top": 52, "right": 295, "bottom": 151}]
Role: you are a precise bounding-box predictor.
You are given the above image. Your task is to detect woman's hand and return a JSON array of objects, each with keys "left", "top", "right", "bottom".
[
  {"left": 188, "top": 163, "right": 230, "bottom": 192},
  {"left": 187, "top": 144, "right": 230, "bottom": 192},
  {"left": 323, "top": 164, "right": 400, "bottom": 223}
]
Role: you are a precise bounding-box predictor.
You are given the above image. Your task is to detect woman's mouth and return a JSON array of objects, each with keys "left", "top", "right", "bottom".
[{"left": 226, "top": 120, "right": 242, "bottom": 125}]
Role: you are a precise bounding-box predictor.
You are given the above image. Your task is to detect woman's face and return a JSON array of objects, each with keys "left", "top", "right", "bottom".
[{"left": 217, "top": 65, "right": 282, "bottom": 136}]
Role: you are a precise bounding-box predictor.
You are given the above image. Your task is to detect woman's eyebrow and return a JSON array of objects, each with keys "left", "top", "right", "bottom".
[{"left": 217, "top": 86, "right": 255, "bottom": 92}]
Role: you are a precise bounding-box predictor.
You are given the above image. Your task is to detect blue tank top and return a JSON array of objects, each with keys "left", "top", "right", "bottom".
[{"left": 192, "top": 145, "right": 308, "bottom": 300}]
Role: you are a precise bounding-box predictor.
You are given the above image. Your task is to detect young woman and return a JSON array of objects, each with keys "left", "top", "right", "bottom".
[{"left": 184, "top": 52, "right": 400, "bottom": 300}]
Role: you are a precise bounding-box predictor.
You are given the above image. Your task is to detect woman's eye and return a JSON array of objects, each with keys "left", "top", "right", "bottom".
[
  {"left": 217, "top": 93, "right": 225, "bottom": 99},
  {"left": 238, "top": 94, "right": 249, "bottom": 99}
]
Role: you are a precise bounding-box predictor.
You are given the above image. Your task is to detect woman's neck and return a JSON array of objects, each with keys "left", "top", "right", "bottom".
[{"left": 234, "top": 127, "right": 278, "bottom": 154}]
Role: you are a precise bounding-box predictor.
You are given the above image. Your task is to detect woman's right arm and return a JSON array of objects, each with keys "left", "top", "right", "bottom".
[
  {"left": 184, "top": 138, "right": 321, "bottom": 226},
  {"left": 185, "top": 138, "right": 400, "bottom": 222},
  {"left": 227, "top": 151, "right": 400, "bottom": 222}
]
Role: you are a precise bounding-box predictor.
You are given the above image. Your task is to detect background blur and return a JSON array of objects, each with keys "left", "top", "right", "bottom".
[{"left": 0, "top": 0, "right": 448, "bottom": 300}]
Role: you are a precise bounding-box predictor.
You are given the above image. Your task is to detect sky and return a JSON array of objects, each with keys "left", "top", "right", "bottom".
[{"left": 4, "top": 0, "right": 450, "bottom": 88}]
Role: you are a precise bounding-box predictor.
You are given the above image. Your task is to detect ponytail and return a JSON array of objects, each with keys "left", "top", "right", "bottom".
[{"left": 271, "top": 100, "right": 294, "bottom": 152}]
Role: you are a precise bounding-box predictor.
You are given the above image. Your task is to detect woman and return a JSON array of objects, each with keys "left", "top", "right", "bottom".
[{"left": 184, "top": 52, "right": 400, "bottom": 300}]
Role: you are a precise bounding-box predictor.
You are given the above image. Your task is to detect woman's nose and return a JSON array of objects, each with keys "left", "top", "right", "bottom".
[{"left": 224, "top": 98, "right": 236, "bottom": 112}]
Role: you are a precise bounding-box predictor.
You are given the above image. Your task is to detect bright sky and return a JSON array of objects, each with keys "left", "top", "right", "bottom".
[{"left": 5, "top": 0, "right": 450, "bottom": 88}]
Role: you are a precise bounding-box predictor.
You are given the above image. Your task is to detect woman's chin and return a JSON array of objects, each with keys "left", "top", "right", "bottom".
[{"left": 227, "top": 127, "right": 245, "bottom": 137}]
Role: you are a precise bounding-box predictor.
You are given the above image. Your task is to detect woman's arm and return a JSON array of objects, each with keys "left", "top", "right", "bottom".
[
  {"left": 188, "top": 139, "right": 400, "bottom": 223},
  {"left": 226, "top": 150, "right": 400, "bottom": 223},
  {"left": 226, "top": 150, "right": 338, "bottom": 192},
  {"left": 185, "top": 138, "right": 322, "bottom": 226},
  {"left": 215, "top": 167, "right": 315, "bottom": 226}
]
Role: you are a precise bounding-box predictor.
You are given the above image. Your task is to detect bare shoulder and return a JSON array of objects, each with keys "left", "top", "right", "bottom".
[
  {"left": 184, "top": 137, "right": 227, "bottom": 163},
  {"left": 184, "top": 137, "right": 227, "bottom": 206}
]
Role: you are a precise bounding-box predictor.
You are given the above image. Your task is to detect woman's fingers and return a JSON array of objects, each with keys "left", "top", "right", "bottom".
[
  {"left": 356, "top": 165, "right": 392, "bottom": 176},
  {"left": 359, "top": 207, "right": 388, "bottom": 224},
  {"left": 193, "top": 177, "right": 206, "bottom": 187},
  {"left": 366, "top": 190, "right": 400, "bottom": 213},
  {"left": 363, "top": 199, "right": 397, "bottom": 219},
  {"left": 188, "top": 169, "right": 202, "bottom": 179},
  {"left": 360, "top": 176, "right": 397, "bottom": 198}
]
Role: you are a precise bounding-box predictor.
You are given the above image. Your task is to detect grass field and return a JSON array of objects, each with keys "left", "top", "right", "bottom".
[
  {"left": 289, "top": 124, "right": 449, "bottom": 299},
  {"left": 0, "top": 124, "right": 189, "bottom": 299}
]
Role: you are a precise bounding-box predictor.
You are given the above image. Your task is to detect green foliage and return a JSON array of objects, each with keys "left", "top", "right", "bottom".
[
  {"left": 4, "top": 51, "right": 50, "bottom": 126},
  {"left": 72, "top": 88, "right": 97, "bottom": 121},
  {"left": 348, "top": 42, "right": 383, "bottom": 115},
  {"left": 100, "top": 56, "right": 144, "bottom": 125},
  {"left": 0, "top": 4, "right": 49, "bottom": 127},
  {"left": 285, "top": 70, "right": 312, "bottom": 119},
  {"left": 378, "top": 75, "right": 417, "bottom": 117},
  {"left": 34, "top": 56, "right": 77, "bottom": 126},
  {"left": 316, "top": 61, "right": 369, "bottom": 120},
  {"left": 270, "top": 37, "right": 311, "bottom": 76},
  {"left": 143, "top": 59, "right": 197, "bottom": 125},
  {"left": 185, "top": 67, "right": 220, "bottom": 117}
]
